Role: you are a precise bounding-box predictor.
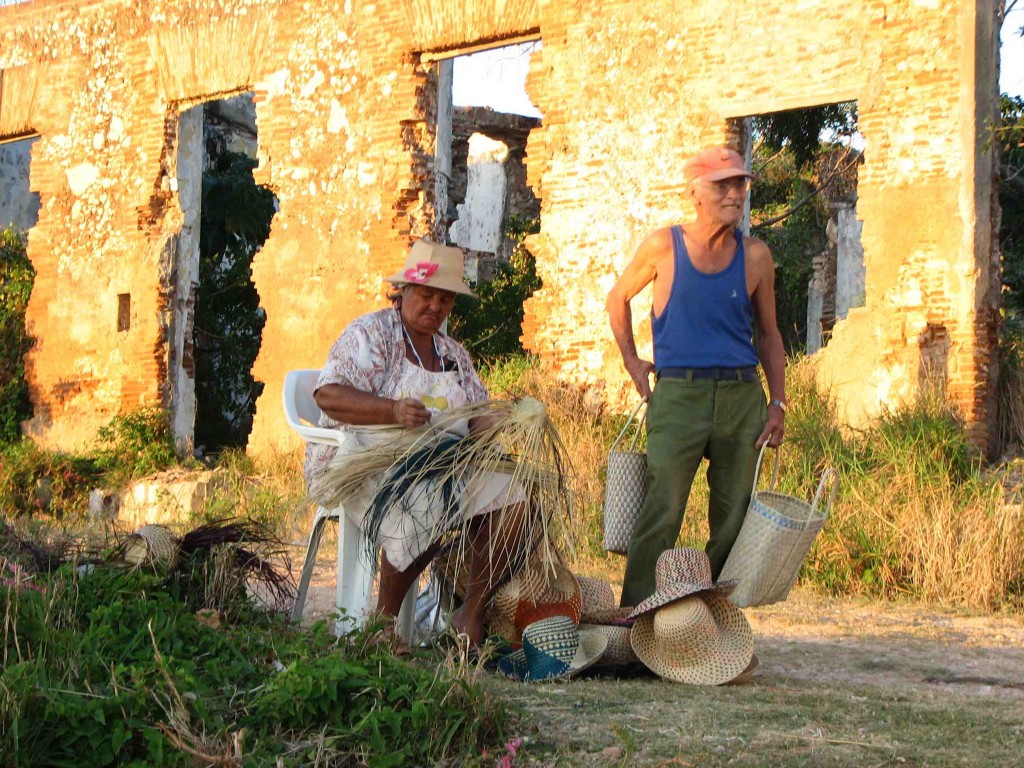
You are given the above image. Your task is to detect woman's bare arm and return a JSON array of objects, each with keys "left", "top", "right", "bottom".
[{"left": 314, "top": 383, "right": 430, "bottom": 429}]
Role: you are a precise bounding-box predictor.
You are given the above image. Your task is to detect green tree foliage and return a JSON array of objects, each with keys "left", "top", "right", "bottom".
[
  {"left": 448, "top": 215, "right": 543, "bottom": 360},
  {"left": 998, "top": 94, "right": 1024, "bottom": 326},
  {"left": 749, "top": 146, "right": 830, "bottom": 353},
  {"left": 996, "top": 93, "right": 1024, "bottom": 449},
  {"left": 0, "top": 228, "right": 35, "bottom": 445},
  {"left": 194, "top": 152, "right": 275, "bottom": 452},
  {"left": 754, "top": 102, "right": 858, "bottom": 169}
]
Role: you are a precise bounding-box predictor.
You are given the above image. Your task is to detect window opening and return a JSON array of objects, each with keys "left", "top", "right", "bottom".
[
  {"left": 436, "top": 41, "right": 544, "bottom": 359},
  {"left": 0, "top": 134, "right": 41, "bottom": 233},
  {"left": 117, "top": 293, "right": 131, "bottom": 332}
]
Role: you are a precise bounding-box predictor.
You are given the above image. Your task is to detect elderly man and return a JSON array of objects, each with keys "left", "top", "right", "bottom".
[{"left": 607, "top": 146, "right": 787, "bottom": 607}]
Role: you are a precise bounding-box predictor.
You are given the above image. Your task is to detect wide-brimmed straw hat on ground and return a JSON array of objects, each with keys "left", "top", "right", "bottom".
[
  {"left": 497, "top": 615, "right": 607, "bottom": 682},
  {"left": 627, "top": 548, "right": 737, "bottom": 619},
  {"left": 630, "top": 593, "right": 754, "bottom": 685},
  {"left": 385, "top": 239, "right": 476, "bottom": 297},
  {"left": 487, "top": 555, "right": 582, "bottom": 647}
]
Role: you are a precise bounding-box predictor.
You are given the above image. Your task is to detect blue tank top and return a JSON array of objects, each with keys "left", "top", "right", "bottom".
[{"left": 651, "top": 226, "right": 759, "bottom": 369}]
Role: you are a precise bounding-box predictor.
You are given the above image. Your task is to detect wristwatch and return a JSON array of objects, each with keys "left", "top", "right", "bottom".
[{"left": 768, "top": 399, "right": 788, "bottom": 413}]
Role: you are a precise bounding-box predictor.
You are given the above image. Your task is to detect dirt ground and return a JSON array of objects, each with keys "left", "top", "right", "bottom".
[{"left": 294, "top": 551, "right": 1024, "bottom": 766}]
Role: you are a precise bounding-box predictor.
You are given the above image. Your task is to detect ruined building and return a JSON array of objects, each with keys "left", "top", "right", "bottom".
[{"left": 0, "top": 0, "right": 1003, "bottom": 455}]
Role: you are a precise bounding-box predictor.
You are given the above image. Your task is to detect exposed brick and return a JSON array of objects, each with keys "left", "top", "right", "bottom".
[{"left": 0, "top": 0, "right": 1001, "bottom": 456}]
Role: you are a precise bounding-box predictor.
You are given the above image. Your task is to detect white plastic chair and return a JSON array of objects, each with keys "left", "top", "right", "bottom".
[{"left": 283, "top": 369, "right": 415, "bottom": 640}]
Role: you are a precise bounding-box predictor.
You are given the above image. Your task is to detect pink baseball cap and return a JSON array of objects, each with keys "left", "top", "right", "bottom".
[{"left": 684, "top": 147, "right": 755, "bottom": 183}]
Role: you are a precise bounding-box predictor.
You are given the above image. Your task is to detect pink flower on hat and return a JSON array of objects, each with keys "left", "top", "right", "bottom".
[{"left": 403, "top": 261, "right": 439, "bottom": 283}]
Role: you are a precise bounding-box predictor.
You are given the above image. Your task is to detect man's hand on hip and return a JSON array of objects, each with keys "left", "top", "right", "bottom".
[
  {"left": 755, "top": 408, "right": 785, "bottom": 448},
  {"left": 626, "top": 358, "right": 655, "bottom": 398}
]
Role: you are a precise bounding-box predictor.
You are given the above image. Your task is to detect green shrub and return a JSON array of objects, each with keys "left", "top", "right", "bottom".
[
  {"left": 0, "top": 407, "right": 188, "bottom": 518},
  {"left": 0, "top": 563, "right": 509, "bottom": 767},
  {"left": 0, "top": 441, "right": 103, "bottom": 518},
  {"left": 94, "top": 407, "right": 182, "bottom": 483},
  {"left": 449, "top": 215, "right": 542, "bottom": 360},
  {"left": 0, "top": 227, "right": 35, "bottom": 445}
]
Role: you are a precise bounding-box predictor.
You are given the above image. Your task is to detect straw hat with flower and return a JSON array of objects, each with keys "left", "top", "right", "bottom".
[{"left": 385, "top": 240, "right": 476, "bottom": 297}]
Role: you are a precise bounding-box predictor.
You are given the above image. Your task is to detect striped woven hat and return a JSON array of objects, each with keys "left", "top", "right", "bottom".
[
  {"left": 627, "top": 548, "right": 736, "bottom": 619},
  {"left": 497, "top": 615, "right": 607, "bottom": 682},
  {"left": 630, "top": 593, "right": 753, "bottom": 685},
  {"left": 487, "top": 555, "right": 582, "bottom": 647},
  {"left": 577, "top": 575, "right": 634, "bottom": 625}
]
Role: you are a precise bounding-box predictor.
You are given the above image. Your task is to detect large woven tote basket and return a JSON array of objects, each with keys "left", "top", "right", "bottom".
[
  {"left": 720, "top": 444, "right": 838, "bottom": 608},
  {"left": 603, "top": 398, "right": 648, "bottom": 555}
]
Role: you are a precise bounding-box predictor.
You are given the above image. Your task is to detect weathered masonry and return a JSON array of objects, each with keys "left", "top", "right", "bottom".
[{"left": 0, "top": 0, "right": 1002, "bottom": 455}]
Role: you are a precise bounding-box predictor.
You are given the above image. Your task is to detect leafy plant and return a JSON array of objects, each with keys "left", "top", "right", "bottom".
[
  {"left": 95, "top": 407, "right": 182, "bottom": 483},
  {"left": 449, "top": 215, "right": 542, "bottom": 360},
  {"left": 0, "top": 407, "right": 190, "bottom": 518},
  {"left": 0, "top": 559, "right": 510, "bottom": 767},
  {"left": 0, "top": 440, "right": 103, "bottom": 518},
  {"left": 0, "top": 227, "right": 35, "bottom": 445}
]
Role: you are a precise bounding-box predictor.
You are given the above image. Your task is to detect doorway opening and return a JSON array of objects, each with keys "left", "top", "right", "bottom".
[
  {"left": 731, "top": 102, "right": 864, "bottom": 354},
  {"left": 172, "top": 93, "right": 275, "bottom": 456}
]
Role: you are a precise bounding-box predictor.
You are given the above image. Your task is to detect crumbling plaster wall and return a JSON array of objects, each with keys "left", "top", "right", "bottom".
[
  {"left": 518, "top": 0, "right": 1000, "bottom": 450},
  {"left": 0, "top": 0, "right": 1000, "bottom": 455}
]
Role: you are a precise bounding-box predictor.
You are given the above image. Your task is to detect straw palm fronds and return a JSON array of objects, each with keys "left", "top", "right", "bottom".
[{"left": 313, "top": 396, "right": 575, "bottom": 568}]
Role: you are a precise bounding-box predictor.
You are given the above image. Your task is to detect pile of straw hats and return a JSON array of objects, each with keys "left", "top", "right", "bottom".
[
  {"left": 486, "top": 554, "right": 582, "bottom": 647},
  {"left": 489, "top": 547, "right": 757, "bottom": 685},
  {"left": 627, "top": 548, "right": 756, "bottom": 686}
]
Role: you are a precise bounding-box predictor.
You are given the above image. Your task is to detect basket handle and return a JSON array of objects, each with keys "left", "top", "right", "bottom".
[
  {"left": 810, "top": 467, "right": 839, "bottom": 517},
  {"left": 610, "top": 397, "right": 649, "bottom": 453},
  {"left": 750, "top": 442, "right": 780, "bottom": 495}
]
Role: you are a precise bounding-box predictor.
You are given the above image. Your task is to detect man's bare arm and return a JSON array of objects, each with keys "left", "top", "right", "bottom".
[{"left": 606, "top": 229, "right": 671, "bottom": 397}]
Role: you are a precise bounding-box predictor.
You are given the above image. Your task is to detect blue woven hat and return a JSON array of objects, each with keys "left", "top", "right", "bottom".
[{"left": 497, "top": 615, "right": 607, "bottom": 682}]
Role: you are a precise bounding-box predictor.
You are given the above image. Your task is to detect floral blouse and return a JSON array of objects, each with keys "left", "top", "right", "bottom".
[{"left": 303, "top": 307, "right": 488, "bottom": 488}]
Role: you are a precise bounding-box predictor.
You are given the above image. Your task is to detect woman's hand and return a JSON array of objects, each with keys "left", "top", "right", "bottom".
[{"left": 392, "top": 397, "right": 431, "bottom": 429}]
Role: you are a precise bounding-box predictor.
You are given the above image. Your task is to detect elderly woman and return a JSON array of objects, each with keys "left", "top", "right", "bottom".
[{"left": 305, "top": 239, "right": 524, "bottom": 646}]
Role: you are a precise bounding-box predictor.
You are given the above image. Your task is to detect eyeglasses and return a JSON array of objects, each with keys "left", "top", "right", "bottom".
[{"left": 699, "top": 178, "right": 751, "bottom": 196}]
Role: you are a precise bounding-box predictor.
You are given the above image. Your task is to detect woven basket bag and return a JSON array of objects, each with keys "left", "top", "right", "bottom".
[
  {"left": 720, "top": 444, "right": 838, "bottom": 608},
  {"left": 603, "top": 398, "right": 648, "bottom": 555}
]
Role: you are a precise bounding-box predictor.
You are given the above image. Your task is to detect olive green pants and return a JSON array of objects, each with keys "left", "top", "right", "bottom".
[{"left": 619, "top": 375, "right": 766, "bottom": 607}]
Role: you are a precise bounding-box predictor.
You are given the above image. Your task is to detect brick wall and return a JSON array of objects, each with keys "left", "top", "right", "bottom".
[{"left": 0, "top": 0, "right": 1001, "bottom": 455}]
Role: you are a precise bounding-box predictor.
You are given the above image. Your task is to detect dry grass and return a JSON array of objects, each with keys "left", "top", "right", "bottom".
[{"left": 479, "top": 355, "right": 1024, "bottom": 611}]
